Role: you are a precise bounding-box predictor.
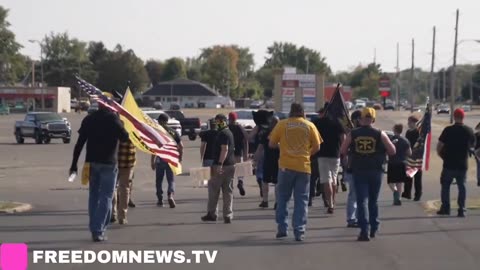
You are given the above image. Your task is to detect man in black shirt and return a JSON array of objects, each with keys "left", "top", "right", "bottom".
[
  {"left": 202, "top": 114, "right": 236, "bottom": 223},
  {"left": 151, "top": 113, "right": 183, "bottom": 209},
  {"left": 403, "top": 116, "right": 423, "bottom": 201},
  {"left": 200, "top": 118, "right": 218, "bottom": 167},
  {"left": 69, "top": 101, "right": 129, "bottom": 242},
  {"left": 314, "top": 109, "right": 346, "bottom": 214},
  {"left": 228, "top": 112, "right": 249, "bottom": 196},
  {"left": 437, "top": 108, "right": 475, "bottom": 217}
]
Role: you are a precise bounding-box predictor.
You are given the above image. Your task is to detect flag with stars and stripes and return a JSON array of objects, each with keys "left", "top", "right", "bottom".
[
  {"left": 405, "top": 100, "right": 432, "bottom": 178},
  {"left": 76, "top": 77, "right": 181, "bottom": 174}
]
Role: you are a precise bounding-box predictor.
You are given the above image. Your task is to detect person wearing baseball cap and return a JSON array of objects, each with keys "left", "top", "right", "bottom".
[
  {"left": 437, "top": 108, "right": 475, "bottom": 217},
  {"left": 202, "top": 113, "right": 236, "bottom": 224},
  {"left": 403, "top": 115, "right": 422, "bottom": 201},
  {"left": 227, "top": 111, "right": 249, "bottom": 196},
  {"left": 340, "top": 107, "right": 396, "bottom": 241}
]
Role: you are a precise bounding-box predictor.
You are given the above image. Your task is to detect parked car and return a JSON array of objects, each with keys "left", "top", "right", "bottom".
[
  {"left": 345, "top": 101, "right": 353, "bottom": 110},
  {"left": 384, "top": 102, "right": 395, "bottom": 110},
  {"left": 153, "top": 101, "right": 163, "bottom": 110},
  {"left": 461, "top": 105, "right": 472, "bottom": 112},
  {"left": 233, "top": 110, "right": 256, "bottom": 132},
  {"left": 249, "top": 100, "right": 263, "bottom": 109},
  {"left": 14, "top": 112, "right": 71, "bottom": 144},
  {"left": 0, "top": 104, "right": 10, "bottom": 115},
  {"left": 373, "top": 103, "right": 383, "bottom": 110},
  {"left": 169, "top": 103, "right": 181, "bottom": 110},
  {"left": 141, "top": 108, "right": 183, "bottom": 137},
  {"left": 437, "top": 104, "right": 450, "bottom": 114},
  {"left": 165, "top": 110, "right": 201, "bottom": 141}
]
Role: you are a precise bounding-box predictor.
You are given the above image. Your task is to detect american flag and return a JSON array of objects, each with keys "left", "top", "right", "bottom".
[
  {"left": 76, "top": 77, "right": 180, "bottom": 168},
  {"left": 405, "top": 100, "right": 432, "bottom": 178}
]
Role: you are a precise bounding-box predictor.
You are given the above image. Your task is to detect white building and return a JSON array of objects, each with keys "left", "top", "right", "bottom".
[{"left": 142, "top": 79, "right": 232, "bottom": 109}]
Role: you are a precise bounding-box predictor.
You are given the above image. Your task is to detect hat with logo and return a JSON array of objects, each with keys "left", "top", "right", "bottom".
[{"left": 361, "top": 107, "right": 376, "bottom": 119}]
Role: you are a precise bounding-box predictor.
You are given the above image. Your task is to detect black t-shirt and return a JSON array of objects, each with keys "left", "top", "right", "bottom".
[
  {"left": 213, "top": 128, "right": 235, "bottom": 166},
  {"left": 405, "top": 128, "right": 419, "bottom": 147},
  {"left": 314, "top": 117, "right": 345, "bottom": 158},
  {"left": 229, "top": 124, "right": 246, "bottom": 156},
  {"left": 200, "top": 130, "right": 218, "bottom": 160},
  {"left": 439, "top": 124, "right": 475, "bottom": 170},
  {"left": 78, "top": 109, "right": 129, "bottom": 164}
]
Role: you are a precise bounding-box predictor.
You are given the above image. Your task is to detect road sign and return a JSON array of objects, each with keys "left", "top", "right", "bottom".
[{"left": 379, "top": 77, "right": 391, "bottom": 97}]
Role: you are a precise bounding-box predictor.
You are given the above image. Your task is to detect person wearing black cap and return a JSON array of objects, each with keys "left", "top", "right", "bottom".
[
  {"left": 202, "top": 114, "right": 236, "bottom": 223},
  {"left": 151, "top": 113, "right": 183, "bottom": 208},
  {"left": 436, "top": 108, "right": 475, "bottom": 217}
]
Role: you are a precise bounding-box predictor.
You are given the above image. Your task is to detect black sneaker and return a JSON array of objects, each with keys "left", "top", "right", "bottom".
[
  {"left": 157, "top": 201, "right": 164, "bottom": 207},
  {"left": 327, "top": 208, "right": 334, "bottom": 214},
  {"left": 347, "top": 223, "right": 359, "bottom": 228},
  {"left": 224, "top": 217, "right": 232, "bottom": 224},
  {"left": 401, "top": 193, "right": 412, "bottom": 200},
  {"left": 201, "top": 213, "right": 218, "bottom": 222},
  {"left": 128, "top": 200, "right": 136, "bottom": 208},
  {"left": 276, "top": 232, "right": 287, "bottom": 239},
  {"left": 357, "top": 233, "right": 370, "bottom": 242},
  {"left": 168, "top": 198, "right": 176, "bottom": 208},
  {"left": 308, "top": 200, "right": 313, "bottom": 207},
  {"left": 92, "top": 234, "right": 107, "bottom": 242},
  {"left": 370, "top": 231, "right": 376, "bottom": 238},
  {"left": 259, "top": 201, "right": 269, "bottom": 208},
  {"left": 237, "top": 181, "right": 246, "bottom": 196},
  {"left": 110, "top": 216, "right": 117, "bottom": 223},
  {"left": 436, "top": 209, "right": 450, "bottom": 216},
  {"left": 457, "top": 210, "right": 466, "bottom": 218},
  {"left": 295, "top": 234, "right": 305, "bottom": 242}
]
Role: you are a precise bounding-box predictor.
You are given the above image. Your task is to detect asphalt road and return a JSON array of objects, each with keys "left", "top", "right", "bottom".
[{"left": 1, "top": 110, "right": 480, "bottom": 270}]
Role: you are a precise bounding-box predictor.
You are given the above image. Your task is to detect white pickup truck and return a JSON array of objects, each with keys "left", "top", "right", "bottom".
[{"left": 141, "top": 108, "right": 182, "bottom": 137}]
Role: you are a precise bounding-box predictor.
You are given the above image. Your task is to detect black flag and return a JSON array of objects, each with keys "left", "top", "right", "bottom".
[{"left": 324, "top": 84, "right": 353, "bottom": 130}]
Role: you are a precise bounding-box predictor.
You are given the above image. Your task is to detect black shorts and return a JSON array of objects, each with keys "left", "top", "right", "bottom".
[{"left": 387, "top": 163, "right": 407, "bottom": 184}]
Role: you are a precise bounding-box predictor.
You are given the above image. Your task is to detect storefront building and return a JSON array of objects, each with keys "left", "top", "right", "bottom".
[{"left": 0, "top": 87, "right": 71, "bottom": 113}]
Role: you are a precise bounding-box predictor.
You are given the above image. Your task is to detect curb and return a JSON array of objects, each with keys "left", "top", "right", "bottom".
[{"left": 0, "top": 202, "right": 32, "bottom": 214}]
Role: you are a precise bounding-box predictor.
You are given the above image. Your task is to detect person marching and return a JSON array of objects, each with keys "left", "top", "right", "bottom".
[
  {"left": 403, "top": 116, "right": 423, "bottom": 201},
  {"left": 69, "top": 93, "right": 129, "bottom": 242},
  {"left": 151, "top": 113, "right": 183, "bottom": 208},
  {"left": 228, "top": 112, "right": 249, "bottom": 196},
  {"left": 201, "top": 114, "right": 236, "bottom": 223},
  {"left": 314, "top": 107, "right": 345, "bottom": 214},
  {"left": 387, "top": 124, "right": 411, "bottom": 206},
  {"left": 256, "top": 116, "right": 280, "bottom": 208},
  {"left": 343, "top": 110, "right": 361, "bottom": 227},
  {"left": 436, "top": 108, "right": 475, "bottom": 217},
  {"left": 200, "top": 119, "right": 218, "bottom": 167},
  {"left": 269, "top": 103, "right": 322, "bottom": 241},
  {"left": 340, "top": 107, "right": 395, "bottom": 241}
]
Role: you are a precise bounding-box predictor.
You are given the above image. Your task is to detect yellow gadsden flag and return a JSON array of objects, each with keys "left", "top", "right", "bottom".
[{"left": 120, "top": 88, "right": 182, "bottom": 175}]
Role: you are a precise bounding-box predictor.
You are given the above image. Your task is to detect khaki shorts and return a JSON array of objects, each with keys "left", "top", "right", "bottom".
[{"left": 318, "top": 158, "right": 340, "bottom": 184}]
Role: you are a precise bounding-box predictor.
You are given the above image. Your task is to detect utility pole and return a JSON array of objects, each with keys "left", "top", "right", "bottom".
[
  {"left": 373, "top": 48, "right": 377, "bottom": 64},
  {"left": 450, "top": 9, "right": 459, "bottom": 124},
  {"left": 31, "top": 62, "right": 35, "bottom": 87},
  {"left": 443, "top": 70, "right": 446, "bottom": 103},
  {"left": 470, "top": 74, "right": 473, "bottom": 103},
  {"left": 410, "top": 39, "right": 415, "bottom": 113},
  {"left": 429, "top": 26, "right": 436, "bottom": 104},
  {"left": 396, "top": 42, "right": 400, "bottom": 110}
]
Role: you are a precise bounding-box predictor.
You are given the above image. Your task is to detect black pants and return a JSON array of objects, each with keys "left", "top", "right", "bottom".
[
  {"left": 403, "top": 171, "right": 422, "bottom": 199},
  {"left": 309, "top": 157, "right": 319, "bottom": 201}
]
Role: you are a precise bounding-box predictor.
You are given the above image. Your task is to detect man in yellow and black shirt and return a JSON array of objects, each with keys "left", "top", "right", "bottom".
[{"left": 112, "top": 138, "right": 136, "bottom": 225}]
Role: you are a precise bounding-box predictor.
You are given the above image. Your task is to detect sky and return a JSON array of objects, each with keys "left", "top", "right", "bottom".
[{"left": 1, "top": 0, "right": 480, "bottom": 73}]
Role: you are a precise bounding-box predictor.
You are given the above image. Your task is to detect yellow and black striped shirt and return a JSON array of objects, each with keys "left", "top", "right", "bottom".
[{"left": 118, "top": 140, "right": 136, "bottom": 168}]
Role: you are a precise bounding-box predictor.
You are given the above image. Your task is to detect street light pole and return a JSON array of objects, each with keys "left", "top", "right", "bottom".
[{"left": 450, "top": 9, "right": 459, "bottom": 124}]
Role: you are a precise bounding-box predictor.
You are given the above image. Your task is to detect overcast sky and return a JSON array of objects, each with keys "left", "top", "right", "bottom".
[{"left": 2, "top": 0, "right": 480, "bottom": 73}]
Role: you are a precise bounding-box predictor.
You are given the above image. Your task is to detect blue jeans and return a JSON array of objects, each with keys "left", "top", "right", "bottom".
[
  {"left": 156, "top": 159, "right": 174, "bottom": 200},
  {"left": 344, "top": 173, "right": 357, "bottom": 224},
  {"left": 276, "top": 168, "right": 310, "bottom": 237},
  {"left": 353, "top": 170, "right": 383, "bottom": 234},
  {"left": 88, "top": 163, "right": 118, "bottom": 236},
  {"left": 440, "top": 169, "right": 467, "bottom": 212}
]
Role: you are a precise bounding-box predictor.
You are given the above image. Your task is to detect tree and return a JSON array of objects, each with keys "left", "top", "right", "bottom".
[
  {"left": 350, "top": 63, "right": 382, "bottom": 99},
  {"left": 201, "top": 46, "right": 239, "bottom": 96},
  {"left": 161, "top": 57, "right": 186, "bottom": 81},
  {"left": 263, "top": 42, "right": 331, "bottom": 75},
  {"left": 185, "top": 57, "right": 202, "bottom": 81},
  {"left": 144, "top": 59, "right": 164, "bottom": 85},
  {"left": 255, "top": 67, "right": 274, "bottom": 98},
  {"left": 95, "top": 45, "right": 149, "bottom": 94},
  {"left": 43, "top": 32, "right": 96, "bottom": 87},
  {"left": 0, "top": 6, "right": 27, "bottom": 85}
]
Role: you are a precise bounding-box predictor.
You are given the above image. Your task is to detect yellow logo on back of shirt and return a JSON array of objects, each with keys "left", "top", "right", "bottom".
[{"left": 354, "top": 136, "right": 376, "bottom": 154}]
